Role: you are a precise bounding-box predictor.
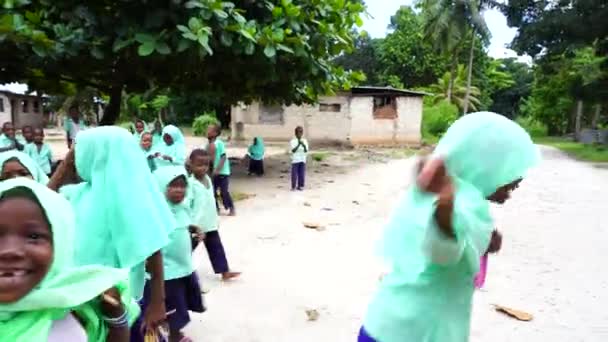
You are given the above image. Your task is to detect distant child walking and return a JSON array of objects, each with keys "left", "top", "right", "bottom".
[
  {"left": 25, "top": 128, "right": 53, "bottom": 177},
  {"left": 153, "top": 166, "right": 205, "bottom": 342},
  {"left": 247, "top": 137, "right": 265, "bottom": 176},
  {"left": 140, "top": 132, "right": 157, "bottom": 172},
  {"left": 290, "top": 126, "right": 308, "bottom": 191},
  {"left": 189, "top": 149, "right": 241, "bottom": 281},
  {"left": 207, "top": 124, "right": 235, "bottom": 216},
  {"left": 358, "top": 112, "right": 540, "bottom": 342}
]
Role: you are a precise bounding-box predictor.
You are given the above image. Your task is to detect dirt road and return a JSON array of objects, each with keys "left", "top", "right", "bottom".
[{"left": 184, "top": 146, "right": 608, "bottom": 342}]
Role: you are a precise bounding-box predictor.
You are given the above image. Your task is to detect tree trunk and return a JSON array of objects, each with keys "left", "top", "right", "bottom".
[
  {"left": 592, "top": 104, "right": 602, "bottom": 128},
  {"left": 574, "top": 99, "right": 583, "bottom": 141},
  {"left": 463, "top": 32, "right": 476, "bottom": 115},
  {"left": 100, "top": 85, "right": 123, "bottom": 126},
  {"left": 446, "top": 52, "right": 458, "bottom": 102}
]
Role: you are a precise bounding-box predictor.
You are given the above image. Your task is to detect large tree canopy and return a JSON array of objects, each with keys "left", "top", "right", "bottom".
[{"left": 0, "top": 0, "right": 365, "bottom": 124}]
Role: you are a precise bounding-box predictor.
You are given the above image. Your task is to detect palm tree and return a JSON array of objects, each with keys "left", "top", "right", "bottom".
[
  {"left": 428, "top": 65, "right": 482, "bottom": 112},
  {"left": 421, "top": 0, "right": 493, "bottom": 114}
]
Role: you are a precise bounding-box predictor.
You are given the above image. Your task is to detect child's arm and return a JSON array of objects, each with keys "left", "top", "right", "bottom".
[
  {"left": 100, "top": 288, "right": 129, "bottom": 342},
  {"left": 143, "top": 251, "right": 166, "bottom": 330},
  {"left": 48, "top": 149, "right": 75, "bottom": 191},
  {"left": 290, "top": 139, "right": 300, "bottom": 153},
  {"left": 417, "top": 158, "right": 455, "bottom": 238}
]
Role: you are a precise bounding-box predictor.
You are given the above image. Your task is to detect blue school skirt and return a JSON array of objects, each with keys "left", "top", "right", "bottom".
[
  {"left": 130, "top": 273, "right": 205, "bottom": 342},
  {"left": 357, "top": 326, "right": 377, "bottom": 342}
]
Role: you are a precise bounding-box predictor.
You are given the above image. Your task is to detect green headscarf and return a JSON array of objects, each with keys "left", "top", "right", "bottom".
[
  {"left": 364, "top": 112, "right": 540, "bottom": 342},
  {"left": 248, "top": 137, "right": 265, "bottom": 161},
  {"left": 155, "top": 125, "right": 186, "bottom": 168},
  {"left": 153, "top": 166, "right": 194, "bottom": 280},
  {"left": 0, "top": 178, "right": 139, "bottom": 342},
  {"left": 63, "top": 127, "right": 175, "bottom": 297},
  {"left": 0, "top": 150, "right": 49, "bottom": 184}
]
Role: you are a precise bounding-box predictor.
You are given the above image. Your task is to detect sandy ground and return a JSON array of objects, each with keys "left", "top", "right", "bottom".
[{"left": 46, "top": 133, "right": 608, "bottom": 341}]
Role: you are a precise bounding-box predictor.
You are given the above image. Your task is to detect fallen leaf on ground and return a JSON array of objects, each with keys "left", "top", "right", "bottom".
[
  {"left": 321, "top": 207, "right": 333, "bottom": 211},
  {"left": 303, "top": 202, "right": 312, "bottom": 207},
  {"left": 326, "top": 180, "right": 335, "bottom": 183},
  {"left": 352, "top": 200, "right": 360, "bottom": 205},
  {"left": 303, "top": 222, "right": 325, "bottom": 231},
  {"left": 305, "top": 309, "right": 320, "bottom": 321},
  {"left": 493, "top": 305, "right": 533, "bottom": 321}
]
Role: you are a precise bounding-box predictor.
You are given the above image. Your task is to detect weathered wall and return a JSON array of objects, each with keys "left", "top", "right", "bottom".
[
  {"left": 349, "top": 96, "right": 422, "bottom": 145},
  {"left": 231, "top": 95, "right": 422, "bottom": 145},
  {"left": 231, "top": 96, "right": 351, "bottom": 143},
  {"left": 0, "top": 94, "right": 12, "bottom": 126}
]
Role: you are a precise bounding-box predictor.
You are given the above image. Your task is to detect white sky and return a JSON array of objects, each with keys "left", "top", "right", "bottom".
[{"left": 362, "top": 0, "right": 531, "bottom": 62}]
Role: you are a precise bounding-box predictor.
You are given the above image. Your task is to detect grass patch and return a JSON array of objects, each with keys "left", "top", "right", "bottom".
[
  {"left": 311, "top": 152, "right": 331, "bottom": 162},
  {"left": 388, "top": 148, "right": 416, "bottom": 159},
  {"left": 534, "top": 136, "right": 608, "bottom": 162}
]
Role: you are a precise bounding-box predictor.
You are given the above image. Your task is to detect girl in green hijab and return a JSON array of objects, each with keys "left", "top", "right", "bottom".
[
  {"left": 0, "top": 178, "right": 139, "bottom": 342},
  {"left": 47, "top": 126, "right": 175, "bottom": 335},
  {"left": 152, "top": 166, "right": 205, "bottom": 342},
  {"left": 0, "top": 150, "right": 49, "bottom": 184},
  {"left": 153, "top": 125, "right": 186, "bottom": 168},
  {"left": 359, "top": 112, "right": 540, "bottom": 342},
  {"left": 247, "top": 137, "right": 265, "bottom": 176}
]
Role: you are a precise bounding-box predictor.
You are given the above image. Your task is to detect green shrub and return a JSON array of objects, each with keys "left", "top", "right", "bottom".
[
  {"left": 422, "top": 100, "right": 458, "bottom": 138},
  {"left": 311, "top": 152, "right": 330, "bottom": 162},
  {"left": 515, "top": 116, "right": 548, "bottom": 138},
  {"left": 192, "top": 112, "right": 219, "bottom": 137}
]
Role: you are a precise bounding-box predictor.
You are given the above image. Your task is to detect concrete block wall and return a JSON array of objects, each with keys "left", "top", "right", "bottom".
[{"left": 0, "top": 94, "right": 12, "bottom": 126}]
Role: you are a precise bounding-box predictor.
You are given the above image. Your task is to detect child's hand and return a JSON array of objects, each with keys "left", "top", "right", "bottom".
[
  {"left": 486, "top": 230, "right": 502, "bottom": 254},
  {"left": 100, "top": 287, "right": 125, "bottom": 318},
  {"left": 417, "top": 158, "right": 453, "bottom": 201},
  {"left": 189, "top": 225, "right": 205, "bottom": 241}
]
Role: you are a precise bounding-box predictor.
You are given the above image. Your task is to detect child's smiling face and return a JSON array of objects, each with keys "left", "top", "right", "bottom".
[
  {"left": 135, "top": 121, "right": 145, "bottom": 134},
  {"left": 140, "top": 133, "right": 152, "bottom": 150},
  {"left": 190, "top": 155, "right": 209, "bottom": 178},
  {"left": 0, "top": 196, "right": 53, "bottom": 303}
]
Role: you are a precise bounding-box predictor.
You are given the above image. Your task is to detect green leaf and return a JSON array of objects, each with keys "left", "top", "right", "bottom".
[
  {"left": 182, "top": 32, "right": 197, "bottom": 40},
  {"left": 24, "top": 11, "right": 40, "bottom": 24},
  {"left": 188, "top": 17, "right": 202, "bottom": 30},
  {"left": 244, "top": 43, "right": 255, "bottom": 55},
  {"left": 355, "top": 16, "right": 363, "bottom": 27},
  {"left": 272, "top": 7, "right": 283, "bottom": 17},
  {"left": 138, "top": 41, "right": 156, "bottom": 56},
  {"left": 277, "top": 44, "right": 294, "bottom": 54},
  {"left": 220, "top": 32, "right": 233, "bottom": 46},
  {"left": 31, "top": 44, "right": 46, "bottom": 57},
  {"left": 264, "top": 45, "right": 276, "bottom": 58},
  {"left": 232, "top": 12, "right": 246, "bottom": 24},
  {"left": 213, "top": 9, "right": 228, "bottom": 19},
  {"left": 239, "top": 29, "right": 256, "bottom": 43},
  {"left": 185, "top": 0, "right": 204, "bottom": 9},
  {"left": 176, "top": 39, "right": 190, "bottom": 52},
  {"left": 155, "top": 41, "right": 171, "bottom": 54},
  {"left": 197, "top": 34, "right": 213, "bottom": 55},
  {"left": 177, "top": 25, "right": 190, "bottom": 33},
  {"left": 112, "top": 38, "right": 132, "bottom": 52},
  {"left": 135, "top": 33, "right": 155, "bottom": 44},
  {"left": 272, "top": 29, "right": 284, "bottom": 42}
]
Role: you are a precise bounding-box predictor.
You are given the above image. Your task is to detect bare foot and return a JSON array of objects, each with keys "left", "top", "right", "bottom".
[
  {"left": 228, "top": 208, "right": 236, "bottom": 216},
  {"left": 222, "top": 271, "right": 241, "bottom": 281}
]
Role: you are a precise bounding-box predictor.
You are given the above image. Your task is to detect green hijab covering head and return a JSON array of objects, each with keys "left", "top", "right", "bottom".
[
  {"left": 162, "top": 125, "right": 184, "bottom": 146},
  {"left": 249, "top": 137, "right": 265, "bottom": 159},
  {"left": 70, "top": 126, "right": 174, "bottom": 269},
  {"left": 0, "top": 178, "right": 135, "bottom": 341},
  {"left": 381, "top": 112, "right": 539, "bottom": 271},
  {"left": 153, "top": 166, "right": 191, "bottom": 227},
  {"left": 0, "top": 150, "right": 49, "bottom": 184}
]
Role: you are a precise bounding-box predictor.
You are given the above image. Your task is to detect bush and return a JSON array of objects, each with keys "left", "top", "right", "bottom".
[
  {"left": 515, "top": 116, "right": 548, "bottom": 138},
  {"left": 422, "top": 100, "right": 458, "bottom": 138},
  {"left": 192, "top": 112, "right": 219, "bottom": 137}
]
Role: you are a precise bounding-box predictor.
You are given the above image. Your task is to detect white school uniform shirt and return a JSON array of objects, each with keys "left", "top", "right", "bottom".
[{"left": 290, "top": 138, "right": 309, "bottom": 164}]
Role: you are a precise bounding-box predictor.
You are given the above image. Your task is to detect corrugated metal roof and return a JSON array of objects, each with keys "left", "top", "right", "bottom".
[{"left": 350, "top": 86, "right": 428, "bottom": 97}]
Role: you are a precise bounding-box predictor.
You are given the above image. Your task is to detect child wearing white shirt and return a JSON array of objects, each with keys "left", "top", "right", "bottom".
[{"left": 289, "top": 126, "right": 308, "bottom": 191}]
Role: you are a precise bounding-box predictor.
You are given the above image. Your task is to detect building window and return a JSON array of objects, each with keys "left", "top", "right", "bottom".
[
  {"left": 33, "top": 100, "right": 40, "bottom": 113},
  {"left": 372, "top": 96, "right": 397, "bottom": 119},
  {"left": 259, "top": 103, "right": 284, "bottom": 124},
  {"left": 0, "top": 98, "right": 4, "bottom": 113},
  {"left": 21, "top": 100, "right": 29, "bottom": 113},
  {"left": 319, "top": 103, "right": 341, "bottom": 112}
]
